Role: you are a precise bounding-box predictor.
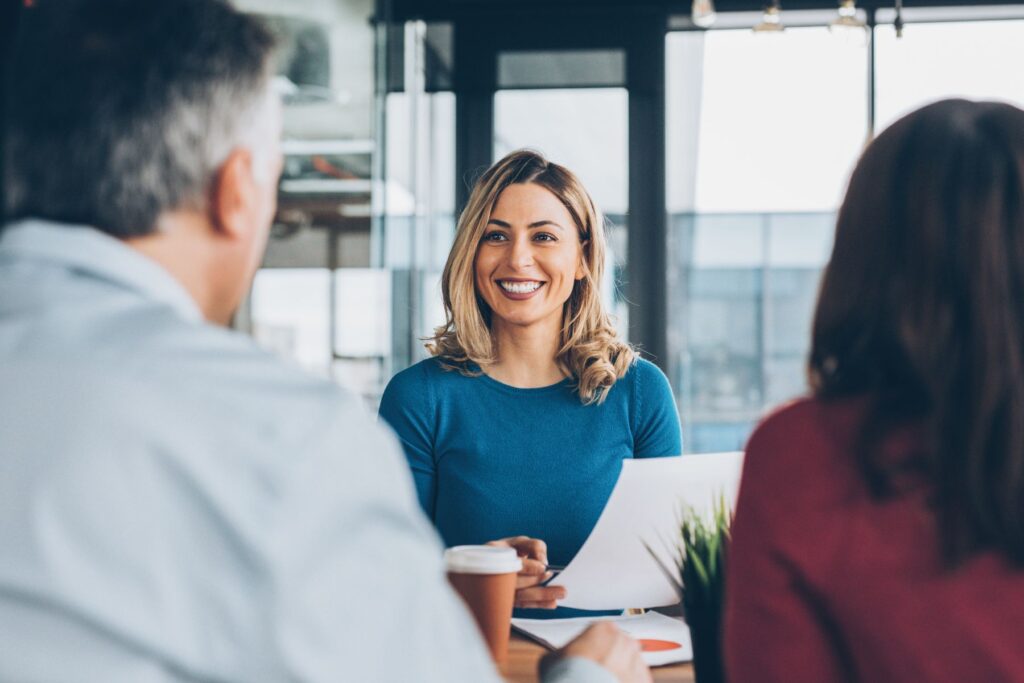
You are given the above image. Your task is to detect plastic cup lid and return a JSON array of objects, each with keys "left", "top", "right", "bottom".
[{"left": 444, "top": 545, "right": 523, "bottom": 574}]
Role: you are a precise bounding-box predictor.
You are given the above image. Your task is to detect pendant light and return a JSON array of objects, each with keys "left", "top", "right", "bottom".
[
  {"left": 753, "top": 0, "right": 785, "bottom": 33},
  {"left": 829, "top": 0, "right": 867, "bottom": 44},
  {"left": 692, "top": 0, "right": 718, "bottom": 28}
]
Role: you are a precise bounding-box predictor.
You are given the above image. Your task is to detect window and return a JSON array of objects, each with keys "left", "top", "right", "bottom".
[
  {"left": 236, "top": 3, "right": 1024, "bottom": 427},
  {"left": 239, "top": 4, "right": 452, "bottom": 405},
  {"left": 666, "top": 26, "right": 867, "bottom": 451},
  {"left": 875, "top": 18, "right": 1024, "bottom": 129}
]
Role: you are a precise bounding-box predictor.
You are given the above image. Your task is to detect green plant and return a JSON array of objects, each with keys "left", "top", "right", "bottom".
[
  {"left": 680, "top": 497, "right": 731, "bottom": 683},
  {"left": 647, "top": 496, "right": 732, "bottom": 683}
]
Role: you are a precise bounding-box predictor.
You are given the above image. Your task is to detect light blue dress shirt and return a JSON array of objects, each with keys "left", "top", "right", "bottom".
[{"left": 0, "top": 220, "right": 613, "bottom": 683}]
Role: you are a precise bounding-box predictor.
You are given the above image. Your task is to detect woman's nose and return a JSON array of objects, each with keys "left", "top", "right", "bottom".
[{"left": 508, "top": 236, "right": 535, "bottom": 268}]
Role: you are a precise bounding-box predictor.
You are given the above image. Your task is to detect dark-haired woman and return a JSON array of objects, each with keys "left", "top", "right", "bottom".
[{"left": 725, "top": 99, "right": 1024, "bottom": 682}]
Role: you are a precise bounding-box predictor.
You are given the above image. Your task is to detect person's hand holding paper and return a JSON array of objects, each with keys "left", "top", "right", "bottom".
[
  {"left": 549, "top": 452, "right": 744, "bottom": 610},
  {"left": 488, "top": 536, "right": 567, "bottom": 609}
]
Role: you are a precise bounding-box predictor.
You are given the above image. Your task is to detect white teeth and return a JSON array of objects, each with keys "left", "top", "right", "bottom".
[{"left": 499, "top": 280, "right": 542, "bottom": 294}]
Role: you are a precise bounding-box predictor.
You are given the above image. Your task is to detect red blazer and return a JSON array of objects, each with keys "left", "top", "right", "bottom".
[{"left": 725, "top": 397, "right": 1024, "bottom": 683}]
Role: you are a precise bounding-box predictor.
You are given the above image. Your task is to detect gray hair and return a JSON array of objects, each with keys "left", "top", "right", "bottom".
[{"left": 3, "top": 0, "right": 278, "bottom": 237}]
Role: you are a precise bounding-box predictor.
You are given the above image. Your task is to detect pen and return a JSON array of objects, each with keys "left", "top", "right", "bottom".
[{"left": 541, "top": 564, "right": 566, "bottom": 586}]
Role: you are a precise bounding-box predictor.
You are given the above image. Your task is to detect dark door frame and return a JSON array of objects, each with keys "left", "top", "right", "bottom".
[{"left": 1, "top": 0, "right": 27, "bottom": 227}]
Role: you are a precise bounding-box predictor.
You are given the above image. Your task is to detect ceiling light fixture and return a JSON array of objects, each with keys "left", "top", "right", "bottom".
[
  {"left": 753, "top": 0, "right": 785, "bottom": 33},
  {"left": 894, "top": 0, "right": 905, "bottom": 37},
  {"left": 692, "top": 0, "right": 718, "bottom": 28},
  {"left": 829, "top": 0, "right": 867, "bottom": 44}
]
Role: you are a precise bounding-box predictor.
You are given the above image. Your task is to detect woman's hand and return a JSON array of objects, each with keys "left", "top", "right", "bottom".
[{"left": 487, "top": 536, "right": 567, "bottom": 609}]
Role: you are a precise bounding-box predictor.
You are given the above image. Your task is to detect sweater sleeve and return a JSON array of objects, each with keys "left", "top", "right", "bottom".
[
  {"left": 631, "top": 359, "right": 683, "bottom": 458},
  {"left": 723, "top": 410, "right": 849, "bottom": 683},
  {"left": 378, "top": 362, "right": 438, "bottom": 520}
]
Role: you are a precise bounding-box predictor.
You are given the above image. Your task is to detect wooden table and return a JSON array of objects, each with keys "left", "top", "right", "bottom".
[{"left": 501, "top": 634, "right": 695, "bottom": 682}]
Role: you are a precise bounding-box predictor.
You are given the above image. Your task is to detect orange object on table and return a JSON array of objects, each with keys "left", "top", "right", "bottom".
[{"left": 501, "top": 633, "right": 695, "bottom": 683}]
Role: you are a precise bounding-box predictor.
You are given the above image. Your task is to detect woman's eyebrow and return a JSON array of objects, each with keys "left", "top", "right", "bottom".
[{"left": 486, "top": 218, "right": 565, "bottom": 231}]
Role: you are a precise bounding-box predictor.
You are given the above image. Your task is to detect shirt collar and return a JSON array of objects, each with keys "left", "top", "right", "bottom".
[{"left": 0, "top": 219, "right": 204, "bottom": 323}]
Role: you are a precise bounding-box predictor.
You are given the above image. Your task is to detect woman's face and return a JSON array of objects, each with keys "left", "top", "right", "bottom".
[{"left": 474, "top": 182, "right": 585, "bottom": 336}]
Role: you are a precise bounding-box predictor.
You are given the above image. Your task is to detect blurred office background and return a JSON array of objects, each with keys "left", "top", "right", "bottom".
[{"left": 12, "top": 0, "right": 1021, "bottom": 453}]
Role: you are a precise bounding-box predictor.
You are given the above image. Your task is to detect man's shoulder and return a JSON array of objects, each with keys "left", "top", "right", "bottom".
[
  {"left": 153, "top": 316, "right": 356, "bottom": 415},
  {"left": 80, "top": 306, "right": 359, "bottom": 443}
]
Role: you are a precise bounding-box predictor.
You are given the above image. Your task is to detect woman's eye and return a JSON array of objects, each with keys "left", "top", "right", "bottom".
[
  {"left": 482, "top": 231, "right": 508, "bottom": 242},
  {"left": 534, "top": 233, "right": 556, "bottom": 242}
]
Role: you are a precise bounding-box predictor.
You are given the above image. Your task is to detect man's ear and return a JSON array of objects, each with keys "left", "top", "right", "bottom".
[{"left": 208, "top": 148, "right": 255, "bottom": 240}]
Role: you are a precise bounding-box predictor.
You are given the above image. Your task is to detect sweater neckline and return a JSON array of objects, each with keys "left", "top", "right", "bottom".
[{"left": 475, "top": 368, "right": 574, "bottom": 396}]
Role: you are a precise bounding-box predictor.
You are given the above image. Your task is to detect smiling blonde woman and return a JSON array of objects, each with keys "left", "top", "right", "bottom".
[{"left": 379, "top": 150, "right": 682, "bottom": 619}]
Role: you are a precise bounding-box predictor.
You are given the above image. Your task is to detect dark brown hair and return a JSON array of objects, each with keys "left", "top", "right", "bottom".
[{"left": 810, "top": 99, "right": 1024, "bottom": 566}]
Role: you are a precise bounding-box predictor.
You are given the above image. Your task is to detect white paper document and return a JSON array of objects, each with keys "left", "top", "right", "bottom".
[
  {"left": 512, "top": 611, "right": 692, "bottom": 667},
  {"left": 551, "top": 452, "right": 744, "bottom": 610}
]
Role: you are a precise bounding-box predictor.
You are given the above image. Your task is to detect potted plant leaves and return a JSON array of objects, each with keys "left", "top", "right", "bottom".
[
  {"left": 648, "top": 496, "right": 732, "bottom": 683},
  {"left": 681, "top": 497, "right": 731, "bottom": 683}
]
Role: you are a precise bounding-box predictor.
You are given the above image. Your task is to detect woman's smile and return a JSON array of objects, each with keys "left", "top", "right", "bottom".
[{"left": 497, "top": 279, "right": 546, "bottom": 299}]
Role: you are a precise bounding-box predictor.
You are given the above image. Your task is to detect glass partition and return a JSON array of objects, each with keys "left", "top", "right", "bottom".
[
  {"left": 666, "top": 27, "right": 867, "bottom": 451},
  {"left": 233, "top": 2, "right": 1024, "bottom": 425},
  {"left": 234, "top": 0, "right": 381, "bottom": 400}
]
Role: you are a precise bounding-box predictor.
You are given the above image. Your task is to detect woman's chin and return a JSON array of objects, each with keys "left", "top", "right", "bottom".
[
  {"left": 494, "top": 315, "right": 542, "bottom": 329},
  {"left": 490, "top": 310, "right": 565, "bottom": 334}
]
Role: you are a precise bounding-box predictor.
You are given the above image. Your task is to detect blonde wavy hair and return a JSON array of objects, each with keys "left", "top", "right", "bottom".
[{"left": 427, "top": 149, "right": 635, "bottom": 404}]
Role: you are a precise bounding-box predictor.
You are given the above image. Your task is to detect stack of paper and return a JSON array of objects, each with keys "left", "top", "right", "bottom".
[{"left": 511, "top": 612, "right": 692, "bottom": 667}]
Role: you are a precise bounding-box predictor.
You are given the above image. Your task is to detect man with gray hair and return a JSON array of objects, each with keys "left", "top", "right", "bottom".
[{"left": 0, "top": 1, "right": 650, "bottom": 682}]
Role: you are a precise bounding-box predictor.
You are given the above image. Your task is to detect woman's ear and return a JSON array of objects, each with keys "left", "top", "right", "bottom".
[{"left": 576, "top": 240, "right": 590, "bottom": 280}]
